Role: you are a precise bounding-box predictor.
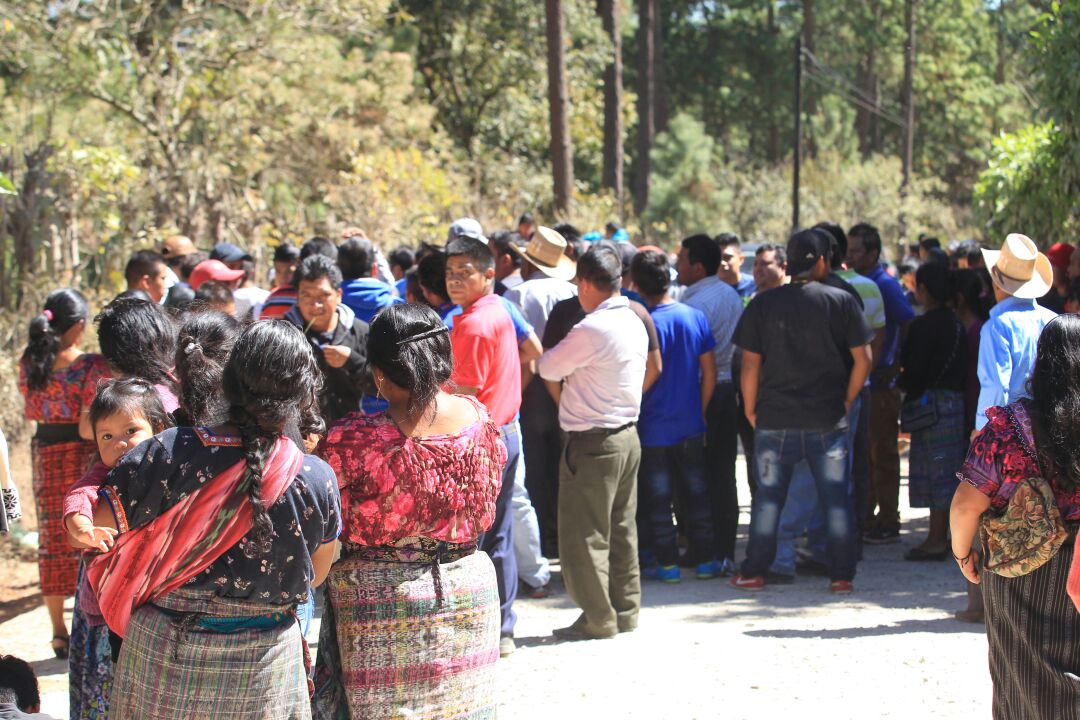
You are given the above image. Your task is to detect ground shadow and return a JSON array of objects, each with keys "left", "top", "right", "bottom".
[
  {"left": 30, "top": 656, "right": 68, "bottom": 678},
  {"left": 742, "top": 616, "right": 986, "bottom": 639}
]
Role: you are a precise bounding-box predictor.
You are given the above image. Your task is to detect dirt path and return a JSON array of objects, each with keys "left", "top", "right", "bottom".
[{"left": 1, "top": 459, "right": 989, "bottom": 719}]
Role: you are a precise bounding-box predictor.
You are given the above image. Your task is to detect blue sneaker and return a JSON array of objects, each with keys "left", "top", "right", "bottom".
[
  {"left": 718, "top": 558, "right": 737, "bottom": 577},
  {"left": 651, "top": 564, "right": 680, "bottom": 583},
  {"left": 696, "top": 559, "right": 721, "bottom": 579}
]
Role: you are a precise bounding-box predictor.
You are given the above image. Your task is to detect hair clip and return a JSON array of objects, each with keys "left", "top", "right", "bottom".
[
  {"left": 42, "top": 309, "right": 54, "bottom": 322},
  {"left": 396, "top": 326, "right": 449, "bottom": 346}
]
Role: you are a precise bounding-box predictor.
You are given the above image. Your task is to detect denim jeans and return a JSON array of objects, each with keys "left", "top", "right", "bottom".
[
  {"left": 511, "top": 436, "right": 551, "bottom": 588},
  {"left": 479, "top": 422, "right": 520, "bottom": 636},
  {"left": 638, "top": 435, "right": 714, "bottom": 567},
  {"left": 742, "top": 426, "right": 856, "bottom": 582},
  {"left": 771, "top": 396, "right": 863, "bottom": 576}
]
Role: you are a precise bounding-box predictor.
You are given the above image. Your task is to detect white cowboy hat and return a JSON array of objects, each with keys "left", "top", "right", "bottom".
[
  {"left": 509, "top": 225, "right": 577, "bottom": 282},
  {"left": 981, "top": 233, "right": 1053, "bottom": 299}
]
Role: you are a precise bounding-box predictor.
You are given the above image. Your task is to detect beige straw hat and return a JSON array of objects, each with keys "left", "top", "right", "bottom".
[
  {"left": 981, "top": 233, "right": 1053, "bottom": 299},
  {"left": 509, "top": 225, "right": 577, "bottom": 282}
]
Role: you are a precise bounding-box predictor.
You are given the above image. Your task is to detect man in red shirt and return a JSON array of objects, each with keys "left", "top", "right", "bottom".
[{"left": 446, "top": 233, "right": 522, "bottom": 657}]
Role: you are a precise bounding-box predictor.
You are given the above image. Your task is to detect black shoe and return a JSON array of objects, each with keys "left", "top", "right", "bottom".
[
  {"left": 863, "top": 527, "right": 901, "bottom": 545},
  {"left": 764, "top": 571, "right": 795, "bottom": 585},
  {"left": 553, "top": 623, "right": 616, "bottom": 642},
  {"left": 904, "top": 546, "right": 948, "bottom": 561}
]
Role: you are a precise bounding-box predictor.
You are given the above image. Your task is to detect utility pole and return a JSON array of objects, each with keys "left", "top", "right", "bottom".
[
  {"left": 899, "top": 0, "right": 916, "bottom": 241},
  {"left": 792, "top": 35, "right": 802, "bottom": 232}
]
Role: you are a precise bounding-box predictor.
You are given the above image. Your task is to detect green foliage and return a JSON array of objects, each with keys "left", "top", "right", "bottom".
[
  {"left": 643, "top": 113, "right": 974, "bottom": 255},
  {"left": 974, "top": 0, "right": 1080, "bottom": 244}
]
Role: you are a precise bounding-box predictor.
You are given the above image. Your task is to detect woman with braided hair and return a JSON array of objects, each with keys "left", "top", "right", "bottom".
[
  {"left": 313, "top": 303, "right": 506, "bottom": 720},
  {"left": 87, "top": 320, "right": 341, "bottom": 719}
]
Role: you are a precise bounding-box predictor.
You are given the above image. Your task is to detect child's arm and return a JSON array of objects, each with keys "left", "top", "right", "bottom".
[{"left": 64, "top": 461, "right": 117, "bottom": 552}]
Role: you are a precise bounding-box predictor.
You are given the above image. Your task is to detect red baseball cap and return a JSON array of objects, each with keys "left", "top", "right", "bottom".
[
  {"left": 1046, "top": 242, "right": 1074, "bottom": 270},
  {"left": 189, "top": 259, "right": 244, "bottom": 290}
]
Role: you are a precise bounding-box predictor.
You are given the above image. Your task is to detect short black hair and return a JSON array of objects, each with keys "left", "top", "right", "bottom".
[
  {"left": 715, "top": 232, "right": 741, "bottom": 250},
  {"left": 416, "top": 253, "right": 449, "bottom": 301},
  {"left": 848, "top": 222, "right": 882, "bottom": 261},
  {"left": 489, "top": 231, "right": 524, "bottom": 268},
  {"left": 273, "top": 244, "right": 300, "bottom": 263},
  {"left": 919, "top": 235, "right": 941, "bottom": 252},
  {"left": 125, "top": 250, "right": 165, "bottom": 287},
  {"left": 814, "top": 222, "right": 848, "bottom": 269},
  {"left": 300, "top": 236, "right": 338, "bottom": 262},
  {"left": 194, "top": 280, "right": 236, "bottom": 309},
  {"left": 915, "top": 261, "right": 951, "bottom": 305},
  {"left": 518, "top": 212, "right": 534, "bottom": 226},
  {"left": 0, "top": 655, "right": 39, "bottom": 711},
  {"left": 89, "top": 377, "right": 171, "bottom": 436},
  {"left": 388, "top": 246, "right": 415, "bottom": 273},
  {"left": 337, "top": 237, "right": 375, "bottom": 280},
  {"left": 630, "top": 250, "right": 671, "bottom": 298},
  {"left": 177, "top": 251, "right": 207, "bottom": 281},
  {"left": 604, "top": 221, "right": 620, "bottom": 235},
  {"left": 756, "top": 243, "right": 787, "bottom": 267},
  {"left": 554, "top": 223, "right": 583, "bottom": 245},
  {"left": 446, "top": 236, "right": 494, "bottom": 272},
  {"left": 576, "top": 245, "right": 622, "bottom": 293},
  {"left": 294, "top": 254, "right": 342, "bottom": 290},
  {"left": 681, "top": 234, "right": 721, "bottom": 276},
  {"left": 95, "top": 297, "right": 177, "bottom": 386}
]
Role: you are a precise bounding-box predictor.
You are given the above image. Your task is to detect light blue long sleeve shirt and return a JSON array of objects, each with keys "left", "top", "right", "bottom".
[{"left": 974, "top": 295, "right": 1057, "bottom": 429}]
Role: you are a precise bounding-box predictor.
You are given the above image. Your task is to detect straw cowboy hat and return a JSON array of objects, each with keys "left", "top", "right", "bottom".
[
  {"left": 510, "top": 225, "right": 577, "bottom": 282},
  {"left": 981, "top": 233, "right": 1053, "bottom": 299}
]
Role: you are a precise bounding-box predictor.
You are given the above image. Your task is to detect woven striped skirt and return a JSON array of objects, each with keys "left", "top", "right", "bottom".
[
  {"left": 907, "top": 389, "right": 966, "bottom": 511},
  {"left": 312, "top": 545, "right": 499, "bottom": 720},
  {"left": 32, "top": 437, "right": 94, "bottom": 596},
  {"left": 982, "top": 529, "right": 1080, "bottom": 719},
  {"left": 110, "top": 590, "right": 310, "bottom": 720}
]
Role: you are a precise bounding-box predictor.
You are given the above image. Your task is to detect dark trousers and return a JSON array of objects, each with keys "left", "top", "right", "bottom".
[
  {"left": 480, "top": 422, "right": 520, "bottom": 636},
  {"left": 559, "top": 424, "right": 641, "bottom": 636},
  {"left": 638, "top": 435, "right": 713, "bottom": 566},
  {"left": 867, "top": 387, "right": 902, "bottom": 533},
  {"left": 705, "top": 382, "right": 740, "bottom": 561},
  {"left": 852, "top": 386, "right": 871, "bottom": 546},
  {"left": 520, "top": 379, "right": 561, "bottom": 557},
  {"left": 736, "top": 389, "right": 757, "bottom": 497}
]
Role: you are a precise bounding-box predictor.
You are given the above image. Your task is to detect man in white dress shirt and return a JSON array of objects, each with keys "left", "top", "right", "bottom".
[{"left": 538, "top": 245, "right": 648, "bottom": 641}]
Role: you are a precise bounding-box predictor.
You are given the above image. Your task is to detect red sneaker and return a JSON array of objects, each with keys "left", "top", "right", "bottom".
[
  {"left": 830, "top": 580, "right": 854, "bottom": 594},
  {"left": 729, "top": 573, "right": 765, "bottom": 591}
]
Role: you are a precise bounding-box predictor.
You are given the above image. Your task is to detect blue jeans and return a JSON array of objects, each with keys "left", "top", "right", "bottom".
[
  {"left": 638, "top": 435, "right": 713, "bottom": 567},
  {"left": 479, "top": 422, "right": 520, "bottom": 636},
  {"left": 771, "top": 396, "right": 863, "bottom": 576},
  {"left": 742, "top": 427, "right": 856, "bottom": 582}
]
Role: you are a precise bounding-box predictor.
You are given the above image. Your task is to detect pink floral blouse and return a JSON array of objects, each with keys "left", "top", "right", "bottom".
[{"left": 320, "top": 395, "right": 507, "bottom": 546}]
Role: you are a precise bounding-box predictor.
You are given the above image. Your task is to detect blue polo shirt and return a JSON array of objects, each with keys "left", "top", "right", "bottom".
[
  {"left": 639, "top": 302, "right": 716, "bottom": 446},
  {"left": 867, "top": 264, "right": 916, "bottom": 385}
]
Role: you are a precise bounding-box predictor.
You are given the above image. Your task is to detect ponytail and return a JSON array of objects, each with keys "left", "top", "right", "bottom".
[{"left": 22, "top": 289, "right": 89, "bottom": 390}]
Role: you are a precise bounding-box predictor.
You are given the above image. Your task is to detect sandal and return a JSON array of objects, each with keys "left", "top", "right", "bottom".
[
  {"left": 51, "top": 635, "right": 69, "bottom": 659},
  {"left": 904, "top": 546, "right": 948, "bottom": 561}
]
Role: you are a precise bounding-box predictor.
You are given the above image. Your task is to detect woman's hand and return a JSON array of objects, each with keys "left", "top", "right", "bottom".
[{"left": 956, "top": 549, "right": 981, "bottom": 585}]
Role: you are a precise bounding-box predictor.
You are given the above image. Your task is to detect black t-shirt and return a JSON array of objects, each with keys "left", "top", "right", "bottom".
[{"left": 734, "top": 280, "right": 873, "bottom": 431}]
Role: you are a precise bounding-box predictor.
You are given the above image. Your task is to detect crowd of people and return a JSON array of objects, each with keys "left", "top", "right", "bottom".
[{"left": 2, "top": 215, "right": 1079, "bottom": 718}]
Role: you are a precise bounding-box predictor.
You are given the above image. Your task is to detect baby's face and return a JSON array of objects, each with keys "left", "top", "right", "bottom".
[{"left": 96, "top": 412, "right": 154, "bottom": 467}]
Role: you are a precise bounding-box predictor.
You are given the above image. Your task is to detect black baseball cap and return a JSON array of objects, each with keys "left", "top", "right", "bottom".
[
  {"left": 786, "top": 229, "right": 830, "bottom": 276},
  {"left": 210, "top": 242, "right": 252, "bottom": 263}
]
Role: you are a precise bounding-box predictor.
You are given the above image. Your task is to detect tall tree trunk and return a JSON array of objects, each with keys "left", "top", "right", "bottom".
[
  {"left": 598, "top": 0, "right": 624, "bottom": 208},
  {"left": 545, "top": 0, "right": 574, "bottom": 215},
  {"left": 899, "top": 0, "right": 917, "bottom": 241},
  {"left": 633, "top": 0, "right": 655, "bottom": 215},
  {"left": 994, "top": 1, "right": 1007, "bottom": 85},
  {"left": 654, "top": 2, "right": 669, "bottom": 134},
  {"left": 802, "top": 0, "right": 816, "bottom": 115}
]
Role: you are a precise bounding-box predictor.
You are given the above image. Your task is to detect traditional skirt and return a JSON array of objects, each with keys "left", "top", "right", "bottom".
[
  {"left": 110, "top": 590, "right": 309, "bottom": 720},
  {"left": 982, "top": 528, "right": 1080, "bottom": 719},
  {"left": 69, "top": 562, "right": 112, "bottom": 720},
  {"left": 31, "top": 436, "right": 95, "bottom": 596},
  {"left": 312, "top": 540, "right": 500, "bottom": 720},
  {"left": 907, "top": 389, "right": 966, "bottom": 511}
]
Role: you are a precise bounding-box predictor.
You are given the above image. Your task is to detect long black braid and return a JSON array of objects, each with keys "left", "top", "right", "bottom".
[{"left": 221, "top": 320, "right": 324, "bottom": 558}]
